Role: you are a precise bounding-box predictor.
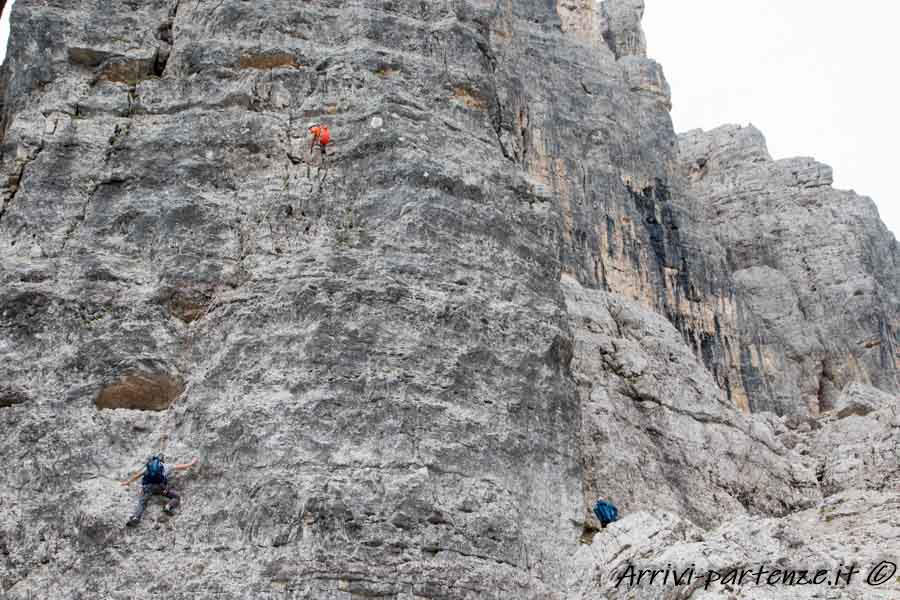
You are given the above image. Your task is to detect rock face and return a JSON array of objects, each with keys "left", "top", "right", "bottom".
[
  {"left": 564, "top": 275, "right": 818, "bottom": 529},
  {"left": 569, "top": 383, "right": 900, "bottom": 600},
  {"left": 679, "top": 125, "right": 900, "bottom": 416},
  {"left": 575, "top": 489, "right": 900, "bottom": 600},
  {"left": 94, "top": 371, "right": 185, "bottom": 411},
  {"left": 0, "top": 1, "right": 897, "bottom": 599},
  {"left": 805, "top": 384, "right": 899, "bottom": 498}
]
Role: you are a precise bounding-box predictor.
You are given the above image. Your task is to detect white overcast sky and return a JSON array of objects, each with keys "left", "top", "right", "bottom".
[
  {"left": 0, "top": 1, "right": 896, "bottom": 236},
  {"left": 644, "top": 0, "right": 899, "bottom": 237}
]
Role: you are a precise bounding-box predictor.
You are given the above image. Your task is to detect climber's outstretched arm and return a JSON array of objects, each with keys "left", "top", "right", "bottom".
[
  {"left": 120, "top": 469, "right": 145, "bottom": 487},
  {"left": 174, "top": 457, "right": 199, "bottom": 472}
]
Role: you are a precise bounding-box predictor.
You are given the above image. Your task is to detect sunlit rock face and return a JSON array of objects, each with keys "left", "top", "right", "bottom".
[{"left": 0, "top": 1, "right": 896, "bottom": 599}]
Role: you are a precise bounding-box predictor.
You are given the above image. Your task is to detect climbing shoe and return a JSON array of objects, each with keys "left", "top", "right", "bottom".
[{"left": 126, "top": 516, "right": 140, "bottom": 527}]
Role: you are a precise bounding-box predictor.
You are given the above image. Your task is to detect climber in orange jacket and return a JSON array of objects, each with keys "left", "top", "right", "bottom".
[{"left": 308, "top": 123, "right": 331, "bottom": 177}]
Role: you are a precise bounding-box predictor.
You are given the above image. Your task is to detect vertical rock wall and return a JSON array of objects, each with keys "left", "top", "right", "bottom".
[
  {"left": 680, "top": 125, "right": 900, "bottom": 415},
  {"left": 0, "top": 1, "right": 589, "bottom": 597},
  {"left": 0, "top": 1, "right": 896, "bottom": 598}
]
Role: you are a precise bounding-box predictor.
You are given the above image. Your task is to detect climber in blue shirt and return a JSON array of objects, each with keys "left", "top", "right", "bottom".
[
  {"left": 121, "top": 454, "right": 199, "bottom": 526},
  {"left": 593, "top": 498, "right": 619, "bottom": 529}
]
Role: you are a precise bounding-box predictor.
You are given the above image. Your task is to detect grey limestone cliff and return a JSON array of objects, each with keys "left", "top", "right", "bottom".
[
  {"left": 0, "top": 1, "right": 897, "bottom": 599},
  {"left": 680, "top": 124, "right": 899, "bottom": 416}
]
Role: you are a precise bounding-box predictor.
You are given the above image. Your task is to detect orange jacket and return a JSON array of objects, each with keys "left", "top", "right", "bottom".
[{"left": 310, "top": 125, "right": 331, "bottom": 146}]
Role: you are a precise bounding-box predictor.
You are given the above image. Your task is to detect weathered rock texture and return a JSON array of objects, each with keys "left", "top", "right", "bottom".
[
  {"left": 564, "top": 275, "right": 818, "bottom": 529},
  {"left": 0, "top": 1, "right": 897, "bottom": 599},
  {"left": 573, "top": 488, "right": 899, "bottom": 600},
  {"left": 567, "top": 383, "right": 900, "bottom": 600},
  {"left": 680, "top": 125, "right": 900, "bottom": 416}
]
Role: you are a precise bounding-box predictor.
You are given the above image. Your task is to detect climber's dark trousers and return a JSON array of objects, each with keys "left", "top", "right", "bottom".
[
  {"left": 130, "top": 484, "right": 180, "bottom": 521},
  {"left": 307, "top": 145, "right": 328, "bottom": 178}
]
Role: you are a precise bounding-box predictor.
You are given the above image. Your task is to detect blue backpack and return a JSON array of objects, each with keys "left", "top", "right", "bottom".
[
  {"left": 593, "top": 499, "right": 619, "bottom": 527},
  {"left": 142, "top": 455, "right": 167, "bottom": 486}
]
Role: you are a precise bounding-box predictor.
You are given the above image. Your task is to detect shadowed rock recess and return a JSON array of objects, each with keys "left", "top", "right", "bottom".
[{"left": 0, "top": 1, "right": 897, "bottom": 599}]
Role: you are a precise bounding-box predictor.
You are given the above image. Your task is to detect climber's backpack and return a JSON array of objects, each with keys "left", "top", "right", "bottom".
[
  {"left": 593, "top": 499, "right": 619, "bottom": 527},
  {"left": 142, "top": 455, "right": 167, "bottom": 486}
]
